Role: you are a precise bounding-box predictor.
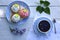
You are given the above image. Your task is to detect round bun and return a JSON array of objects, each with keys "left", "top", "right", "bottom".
[
  {"left": 18, "top": 9, "right": 29, "bottom": 18},
  {"left": 11, "top": 4, "right": 20, "bottom": 12},
  {"left": 11, "top": 14, "right": 20, "bottom": 23}
]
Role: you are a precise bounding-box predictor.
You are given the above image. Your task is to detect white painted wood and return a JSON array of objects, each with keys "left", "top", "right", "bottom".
[
  {"left": 50, "top": 7, "right": 60, "bottom": 18},
  {"left": 0, "top": 0, "right": 60, "bottom": 6}
]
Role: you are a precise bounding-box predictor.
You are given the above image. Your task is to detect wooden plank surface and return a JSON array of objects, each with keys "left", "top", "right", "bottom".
[{"left": 0, "top": 0, "right": 60, "bottom": 6}]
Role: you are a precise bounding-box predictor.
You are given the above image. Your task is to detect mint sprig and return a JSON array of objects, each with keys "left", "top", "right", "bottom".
[
  {"left": 44, "top": 1, "right": 50, "bottom": 7},
  {"left": 36, "top": 0, "right": 50, "bottom": 15},
  {"left": 36, "top": 6, "right": 44, "bottom": 13},
  {"left": 44, "top": 7, "right": 50, "bottom": 14},
  {"left": 40, "top": 1, "right": 44, "bottom": 4}
]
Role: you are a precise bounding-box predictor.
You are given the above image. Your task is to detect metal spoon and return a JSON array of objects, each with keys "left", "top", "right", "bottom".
[{"left": 53, "top": 19, "right": 56, "bottom": 34}]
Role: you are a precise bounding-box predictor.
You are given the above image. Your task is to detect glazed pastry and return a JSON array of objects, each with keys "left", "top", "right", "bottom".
[
  {"left": 11, "top": 4, "right": 20, "bottom": 12},
  {"left": 18, "top": 9, "right": 29, "bottom": 18},
  {"left": 11, "top": 14, "right": 20, "bottom": 23}
]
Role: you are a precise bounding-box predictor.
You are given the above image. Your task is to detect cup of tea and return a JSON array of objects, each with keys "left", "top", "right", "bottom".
[{"left": 36, "top": 17, "right": 53, "bottom": 34}]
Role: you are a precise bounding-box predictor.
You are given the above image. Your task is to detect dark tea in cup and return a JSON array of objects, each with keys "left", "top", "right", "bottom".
[{"left": 38, "top": 20, "right": 50, "bottom": 32}]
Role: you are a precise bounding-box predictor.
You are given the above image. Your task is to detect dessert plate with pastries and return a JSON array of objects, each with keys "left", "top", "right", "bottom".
[
  {"left": 6, "top": 1, "right": 30, "bottom": 35},
  {"left": 6, "top": 1, "right": 30, "bottom": 24}
]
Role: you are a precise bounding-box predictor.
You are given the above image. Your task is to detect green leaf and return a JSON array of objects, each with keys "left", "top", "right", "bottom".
[
  {"left": 40, "top": 0, "right": 43, "bottom": 1},
  {"left": 40, "top": 1, "right": 44, "bottom": 4},
  {"left": 44, "top": 1, "right": 50, "bottom": 7},
  {"left": 44, "top": 7, "right": 50, "bottom": 14},
  {"left": 36, "top": 6, "right": 44, "bottom": 13}
]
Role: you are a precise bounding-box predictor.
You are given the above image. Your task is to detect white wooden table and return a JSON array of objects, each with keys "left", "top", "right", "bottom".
[{"left": 0, "top": 0, "right": 60, "bottom": 40}]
